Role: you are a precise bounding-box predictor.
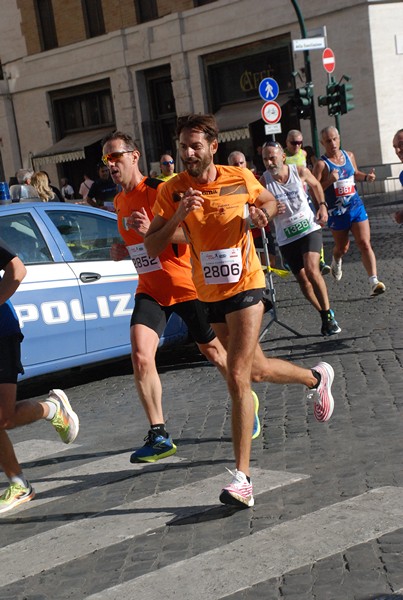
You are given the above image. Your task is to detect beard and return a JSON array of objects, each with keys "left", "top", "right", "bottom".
[
  {"left": 269, "top": 165, "right": 281, "bottom": 176},
  {"left": 184, "top": 153, "right": 212, "bottom": 178}
]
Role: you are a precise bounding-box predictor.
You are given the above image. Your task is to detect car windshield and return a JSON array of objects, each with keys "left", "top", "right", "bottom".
[{"left": 46, "top": 209, "right": 122, "bottom": 261}]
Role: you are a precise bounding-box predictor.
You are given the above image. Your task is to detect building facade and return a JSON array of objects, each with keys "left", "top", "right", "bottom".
[{"left": 0, "top": 0, "right": 402, "bottom": 191}]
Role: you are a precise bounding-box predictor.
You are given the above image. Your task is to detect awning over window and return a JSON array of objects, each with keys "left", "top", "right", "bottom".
[
  {"left": 32, "top": 127, "right": 113, "bottom": 169},
  {"left": 215, "top": 97, "right": 290, "bottom": 143}
]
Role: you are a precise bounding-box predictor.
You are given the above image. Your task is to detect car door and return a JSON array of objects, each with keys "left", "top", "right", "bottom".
[
  {"left": 0, "top": 207, "right": 86, "bottom": 371},
  {"left": 44, "top": 206, "right": 137, "bottom": 354}
]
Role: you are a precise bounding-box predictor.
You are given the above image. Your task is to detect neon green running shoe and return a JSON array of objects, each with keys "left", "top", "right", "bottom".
[
  {"left": 48, "top": 389, "right": 79, "bottom": 444},
  {"left": 252, "top": 391, "right": 261, "bottom": 440},
  {"left": 0, "top": 482, "right": 35, "bottom": 514}
]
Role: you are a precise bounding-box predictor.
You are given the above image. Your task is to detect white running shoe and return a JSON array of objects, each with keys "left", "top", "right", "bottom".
[
  {"left": 331, "top": 257, "right": 342, "bottom": 281},
  {"left": 371, "top": 281, "right": 386, "bottom": 296}
]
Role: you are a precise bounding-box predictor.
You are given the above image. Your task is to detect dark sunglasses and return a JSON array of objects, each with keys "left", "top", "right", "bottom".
[
  {"left": 102, "top": 151, "right": 133, "bottom": 165},
  {"left": 161, "top": 160, "right": 174, "bottom": 166},
  {"left": 289, "top": 141, "right": 303, "bottom": 146}
]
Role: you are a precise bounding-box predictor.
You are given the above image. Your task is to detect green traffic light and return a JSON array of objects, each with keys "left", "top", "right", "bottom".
[{"left": 339, "top": 82, "right": 355, "bottom": 114}]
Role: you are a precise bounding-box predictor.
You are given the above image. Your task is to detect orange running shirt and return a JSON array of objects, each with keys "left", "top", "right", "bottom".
[
  {"left": 114, "top": 177, "right": 197, "bottom": 306},
  {"left": 153, "top": 166, "right": 266, "bottom": 302}
]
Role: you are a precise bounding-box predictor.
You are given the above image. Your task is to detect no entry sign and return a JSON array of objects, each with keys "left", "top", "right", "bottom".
[{"left": 322, "top": 47, "right": 336, "bottom": 73}]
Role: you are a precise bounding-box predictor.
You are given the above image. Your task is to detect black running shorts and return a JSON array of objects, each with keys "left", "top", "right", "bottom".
[
  {"left": 280, "top": 229, "right": 323, "bottom": 274},
  {"left": 130, "top": 294, "right": 216, "bottom": 344},
  {"left": 0, "top": 333, "right": 24, "bottom": 384},
  {"left": 202, "top": 289, "right": 264, "bottom": 324}
]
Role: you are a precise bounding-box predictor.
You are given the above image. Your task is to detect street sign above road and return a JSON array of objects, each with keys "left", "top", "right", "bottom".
[
  {"left": 292, "top": 37, "right": 325, "bottom": 52},
  {"left": 258, "top": 77, "right": 279, "bottom": 102},
  {"left": 322, "top": 47, "right": 336, "bottom": 73},
  {"left": 261, "top": 101, "right": 282, "bottom": 125}
]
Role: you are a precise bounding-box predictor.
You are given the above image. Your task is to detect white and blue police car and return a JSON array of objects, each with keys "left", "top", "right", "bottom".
[{"left": 0, "top": 201, "right": 188, "bottom": 380}]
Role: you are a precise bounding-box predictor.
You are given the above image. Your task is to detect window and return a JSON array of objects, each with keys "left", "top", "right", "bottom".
[
  {"left": 0, "top": 214, "right": 52, "bottom": 264},
  {"left": 53, "top": 87, "right": 114, "bottom": 135},
  {"left": 82, "top": 0, "right": 105, "bottom": 38},
  {"left": 47, "top": 210, "right": 122, "bottom": 261},
  {"left": 135, "top": 0, "right": 158, "bottom": 23},
  {"left": 194, "top": 0, "right": 217, "bottom": 5},
  {"left": 35, "top": 0, "right": 58, "bottom": 51}
]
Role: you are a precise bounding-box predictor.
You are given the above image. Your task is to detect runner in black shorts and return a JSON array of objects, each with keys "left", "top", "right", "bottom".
[
  {"left": 131, "top": 294, "right": 215, "bottom": 343},
  {"left": 104, "top": 130, "right": 230, "bottom": 465},
  {"left": 0, "top": 239, "right": 79, "bottom": 514},
  {"left": 280, "top": 229, "right": 322, "bottom": 275}
]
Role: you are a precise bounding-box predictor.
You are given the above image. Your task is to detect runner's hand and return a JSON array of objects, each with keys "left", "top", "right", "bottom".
[
  {"left": 110, "top": 242, "right": 129, "bottom": 261},
  {"left": 178, "top": 188, "right": 204, "bottom": 220}
]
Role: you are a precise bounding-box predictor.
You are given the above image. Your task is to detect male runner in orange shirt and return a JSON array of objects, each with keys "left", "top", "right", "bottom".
[
  {"left": 145, "top": 114, "right": 336, "bottom": 509},
  {"left": 102, "top": 131, "right": 231, "bottom": 464}
]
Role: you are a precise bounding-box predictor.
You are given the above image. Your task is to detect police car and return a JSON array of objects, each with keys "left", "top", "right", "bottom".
[{"left": 0, "top": 201, "right": 188, "bottom": 380}]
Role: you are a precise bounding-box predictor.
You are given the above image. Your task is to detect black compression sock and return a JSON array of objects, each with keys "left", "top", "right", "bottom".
[
  {"left": 150, "top": 424, "right": 168, "bottom": 437},
  {"left": 311, "top": 369, "right": 321, "bottom": 389}
]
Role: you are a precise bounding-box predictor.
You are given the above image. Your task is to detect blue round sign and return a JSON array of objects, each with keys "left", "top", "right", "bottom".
[
  {"left": 399, "top": 170, "right": 403, "bottom": 187},
  {"left": 258, "top": 77, "right": 279, "bottom": 102}
]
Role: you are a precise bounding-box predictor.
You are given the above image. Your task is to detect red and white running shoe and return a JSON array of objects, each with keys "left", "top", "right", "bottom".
[
  {"left": 219, "top": 468, "right": 254, "bottom": 508},
  {"left": 307, "top": 362, "right": 335, "bottom": 422}
]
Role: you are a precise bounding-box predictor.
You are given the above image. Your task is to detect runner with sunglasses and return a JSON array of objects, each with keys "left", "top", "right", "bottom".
[
  {"left": 101, "top": 131, "right": 264, "bottom": 467},
  {"left": 157, "top": 154, "right": 177, "bottom": 182}
]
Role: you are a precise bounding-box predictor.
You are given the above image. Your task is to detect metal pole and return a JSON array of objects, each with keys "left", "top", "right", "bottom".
[{"left": 290, "top": 0, "right": 320, "bottom": 158}]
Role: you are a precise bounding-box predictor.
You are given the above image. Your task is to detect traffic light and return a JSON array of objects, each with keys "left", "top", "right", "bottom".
[
  {"left": 317, "top": 82, "right": 341, "bottom": 117},
  {"left": 339, "top": 82, "right": 354, "bottom": 114},
  {"left": 294, "top": 85, "right": 313, "bottom": 119}
]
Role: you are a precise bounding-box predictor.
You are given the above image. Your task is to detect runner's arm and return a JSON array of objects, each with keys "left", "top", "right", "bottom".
[
  {"left": 348, "top": 151, "right": 376, "bottom": 182},
  {"left": 0, "top": 256, "right": 26, "bottom": 305},
  {"left": 249, "top": 188, "right": 280, "bottom": 228},
  {"left": 313, "top": 159, "right": 338, "bottom": 191},
  {"left": 145, "top": 214, "right": 183, "bottom": 258}
]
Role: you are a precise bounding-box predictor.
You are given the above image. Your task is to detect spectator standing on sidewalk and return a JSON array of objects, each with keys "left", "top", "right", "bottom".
[
  {"left": 156, "top": 154, "right": 177, "bottom": 182},
  {"left": 78, "top": 173, "right": 94, "bottom": 202},
  {"left": 145, "top": 113, "right": 336, "bottom": 510},
  {"left": 87, "top": 163, "right": 119, "bottom": 209},
  {"left": 314, "top": 126, "right": 386, "bottom": 296},
  {"left": 60, "top": 178, "right": 75, "bottom": 200},
  {"left": 260, "top": 141, "right": 341, "bottom": 336},
  {"left": 392, "top": 128, "right": 403, "bottom": 224},
  {"left": 0, "top": 239, "right": 79, "bottom": 514},
  {"left": 31, "top": 171, "right": 56, "bottom": 202}
]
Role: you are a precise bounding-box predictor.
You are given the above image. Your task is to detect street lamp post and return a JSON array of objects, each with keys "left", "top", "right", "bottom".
[{"left": 290, "top": 0, "right": 320, "bottom": 157}]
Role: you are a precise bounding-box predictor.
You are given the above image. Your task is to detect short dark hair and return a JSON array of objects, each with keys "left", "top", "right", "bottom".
[
  {"left": 176, "top": 114, "right": 219, "bottom": 143},
  {"left": 101, "top": 131, "right": 141, "bottom": 153}
]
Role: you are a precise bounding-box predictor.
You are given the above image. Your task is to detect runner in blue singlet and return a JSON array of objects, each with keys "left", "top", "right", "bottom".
[{"left": 314, "top": 126, "right": 386, "bottom": 296}]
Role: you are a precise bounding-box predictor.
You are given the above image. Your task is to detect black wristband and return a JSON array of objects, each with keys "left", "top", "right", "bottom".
[
  {"left": 319, "top": 201, "right": 328, "bottom": 208},
  {"left": 261, "top": 207, "right": 270, "bottom": 220}
]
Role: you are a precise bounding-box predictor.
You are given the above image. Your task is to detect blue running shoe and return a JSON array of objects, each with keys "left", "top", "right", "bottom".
[
  {"left": 251, "top": 391, "right": 261, "bottom": 440},
  {"left": 130, "top": 430, "right": 177, "bottom": 463}
]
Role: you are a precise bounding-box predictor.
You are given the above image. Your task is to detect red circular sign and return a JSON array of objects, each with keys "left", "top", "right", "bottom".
[
  {"left": 261, "top": 101, "right": 282, "bottom": 124},
  {"left": 322, "top": 47, "right": 336, "bottom": 74}
]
